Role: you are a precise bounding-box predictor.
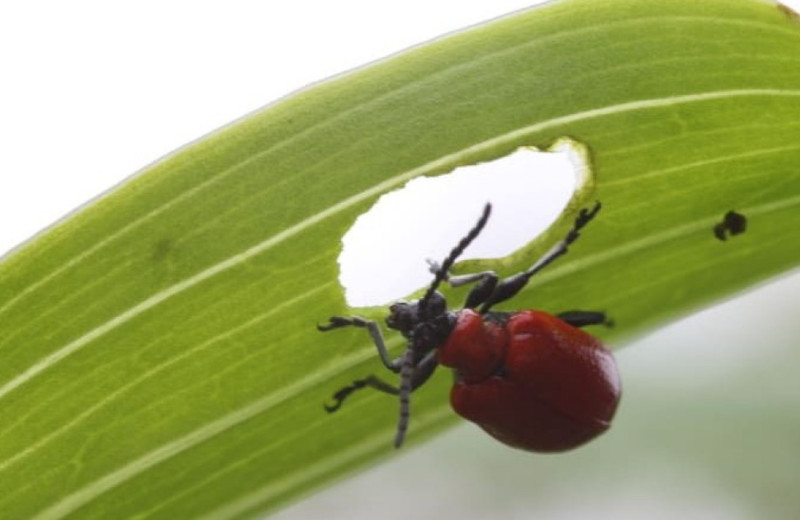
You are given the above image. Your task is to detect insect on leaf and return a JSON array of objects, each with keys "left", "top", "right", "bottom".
[{"left": 1, "top": 0, "right": 800, "bottom": 518}]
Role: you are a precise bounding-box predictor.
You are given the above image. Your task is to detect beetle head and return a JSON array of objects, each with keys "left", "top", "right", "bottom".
[{"left": 386, "top": 291, "right": 447, "bottom": 337}]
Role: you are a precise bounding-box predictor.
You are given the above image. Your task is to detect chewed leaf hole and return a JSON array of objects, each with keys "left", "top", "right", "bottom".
[{"left": 339, "top": 141, "right": 588, "bottom": 307}]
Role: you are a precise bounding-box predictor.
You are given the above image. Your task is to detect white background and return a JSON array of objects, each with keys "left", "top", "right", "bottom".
[{"left": 2, "top": 2, "right": 800, "bottom": 519}]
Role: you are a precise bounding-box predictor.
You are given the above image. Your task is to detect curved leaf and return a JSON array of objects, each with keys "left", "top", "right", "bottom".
[{"left": 1, "top": 0, "right": 799, "bottom": 518}]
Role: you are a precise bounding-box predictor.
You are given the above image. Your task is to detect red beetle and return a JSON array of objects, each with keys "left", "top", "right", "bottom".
[{"left": 319, "top": 202, "right": 621, "bottom": 452}]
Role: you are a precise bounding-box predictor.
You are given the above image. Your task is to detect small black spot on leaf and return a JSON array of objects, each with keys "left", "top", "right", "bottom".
[{"left": 713, "top": 210, "right": 747, "bottom": 241}]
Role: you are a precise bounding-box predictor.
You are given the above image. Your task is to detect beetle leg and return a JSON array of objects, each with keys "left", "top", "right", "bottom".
[
  {"left": 426, "top": 258, "right": 493, "bottom": 286},
  {"left": 324, "top": 351, "right": 438, "bottom": 415},
  {"left": 411, "top": 350, "right": 439, "bottom": 390},
  {"left": 318, "top": 316, "right": 401, "bottom": 372},
  {"left": 426, "top": 259, "right": 498, "bottom": 309},
  {"left": 478, "top": 202, "right": 602, "bottom": 313},
  {"left": 557, "top": 310, "right": 613, "bottom": 328},
  {"left": 461, "top": 273, "right": 499, "bottom": 310},
  {"left": 324, "top": 375, "right": 399, "bottom": 412}
]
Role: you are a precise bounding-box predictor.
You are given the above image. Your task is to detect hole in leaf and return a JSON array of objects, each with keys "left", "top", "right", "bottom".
[{"left": 339, "top": 140, "right": 588, "bottom": 307}]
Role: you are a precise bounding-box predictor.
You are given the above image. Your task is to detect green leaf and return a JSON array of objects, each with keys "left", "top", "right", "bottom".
[{"left": 1, "top": 0, "right": 799, "bottom": 518}]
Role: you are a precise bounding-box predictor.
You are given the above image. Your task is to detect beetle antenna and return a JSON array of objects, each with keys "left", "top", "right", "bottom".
[
  {"left": 394, "top": 348, "right": 416, "bottom": 448},
  {"left": 419, "top": 203, "right": 491, "bottom": 315}
]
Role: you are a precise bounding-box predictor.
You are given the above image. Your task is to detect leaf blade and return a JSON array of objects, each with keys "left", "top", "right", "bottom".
[{"left": 1, "top": 0, "right": 800, "bottom": 518}]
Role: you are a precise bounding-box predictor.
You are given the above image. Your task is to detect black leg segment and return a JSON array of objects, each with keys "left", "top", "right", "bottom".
[
  {"left": 324, "top": 375, "right": 399, "bottom": 413},
  {"left": 318, "top": 315, "right": 401, "bottom": 372},
  {"left": 557, "top": 310, "right": 612, "bottom": 328},
  {"left": 478, "top": 202, "right": 602, "bottom": 313},
  {"left": 323, "top": 350, "right": 439, "bottom": 417},
  {"left": 423, "top": 203, "right": 602, "bottom": 314}
]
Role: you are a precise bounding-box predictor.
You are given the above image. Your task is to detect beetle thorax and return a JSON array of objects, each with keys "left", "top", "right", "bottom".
[{"left": 385, "top": 291, "right": 455, "bottom": 351}]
